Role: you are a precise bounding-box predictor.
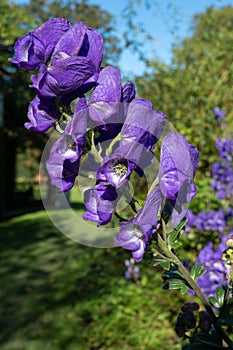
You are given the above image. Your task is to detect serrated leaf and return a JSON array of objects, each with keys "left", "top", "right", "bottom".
[
  {"left": 168, "top": 218, "right": 187, "bottom": 245},
  {"left": 170, "top": 241, "right": 183, "bottom": 249},
  {"left": 163, "top": 268, "right": 185, "bottom": 281},
  {"left": 190, "top": 263, "right": 206, "bottom": 282},
  {"left": 153, "top": 259, "right": 170, "bottom": 270},
  {"left": 215, "top": 286, "right": 226, "bottom": 308},
  {"left": 163, "top": 280, "right": 188, "bottom": 294},
  {"left": 208, "top": 296, "right": 221, "bottom": 308}
]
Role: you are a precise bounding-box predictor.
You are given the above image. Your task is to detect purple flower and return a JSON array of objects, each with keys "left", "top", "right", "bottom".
[
  {"left": 46, "top": 98, "right": 88, "bottom": 191},
  {"left": 30, "top": 57, "right": 96, "bottom": 97},
  {"left": 88, "top": 66, "right": 122, "bottom": 124},
  {"left": 24, "top": 94, "right": 61, "bottom": 132},
  {"left": 121, "top": 82, "right": 136, "bottom": 103},
  {"left": 213, "top": 107, "right": 227, "bottom": 125},
  {"left": 115, "top": 186, "right": 162, "bottom": 261},
  {"left": 96, "top": 141, "right": 154, "bottom": 187},
  {"left": 159, "top": 132, "right": 199, "bottom": 202},
  {"left": 120, "top": 98, "right": 166, "bottom": 150},
  {"left": 9, "top": 18, "right": 71, "bottom": 70},
  {"left": 124, "top": 259, "right": 140, "bottom": 280},
  {"left": 82, "top": 181, "right": 118, "bottom": 226},
  {"left": 96, "top": 155, "right": 137, "bottom": 187},
  {"left": 51, "top": 22, "right": 103, "bottom": 71},
  {"left": 185, "top": 208, "right": 226, "bottom": 233},
  {"left": 115, "top": 219, "right": 154, "bottom": 262},
  {"left": 192, "top": 233, "right": 232, "bottom": 298}
]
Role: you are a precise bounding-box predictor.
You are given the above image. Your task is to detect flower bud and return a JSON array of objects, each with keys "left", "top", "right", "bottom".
[
  {"left": 181, "top": 302, "right": 200, "bottom": 312},
  {"left": 198, "top": 311, "right": 212, "bottom": 333}
]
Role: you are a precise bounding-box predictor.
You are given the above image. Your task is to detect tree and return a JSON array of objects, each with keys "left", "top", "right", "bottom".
[{"left": 135, "top": 7, "right": 233, "bottom": 176}]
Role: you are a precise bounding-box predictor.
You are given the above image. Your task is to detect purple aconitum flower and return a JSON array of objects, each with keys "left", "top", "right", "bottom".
[
  {"left": 211, "top": 138, "right": 233, "bottom": 200},
  {"left": 96, "top": 155, "right": 137, "bottom": 187},
  {"left": 159, "top": 132, "right": 199, "bottom": 203},
  {"left": 213, "top": 107, "right": 227, "bottom": 125},
  {"left": 115, "top": 220, "right": 154, "bottom": 262},
  {"left": 93, "top": 81, "right": 136, "bottom": 144},
  {"left": 51, "top": 22, "right": 103, "bottom": 72},
  {"left": 30, "top": 57, "right": 96, "bottom": 98},
  {"left": 24, "top": 94, "right": 61, "bottom": 132},
  {"left": 192, "top": 233, "right": 232, "bottom": 298},
  {"left": 185, "top": 208, "right": 226, "bottom": 233},
  {"left": 96, "top": 141, "right": 154, "bottom": 187},
  {"left": 120, "top": 97, "right": 166, "bottom": 150},
  {"left": 82, "top": 181, "right": 118, "bottom": 226},
  {"left": 88, "top": 66, "right": 122, "bottom": 124},
  {"left": 46, "top": 98, "right": 87, "bottom": 191},
  {"left": 9, "top": 18, "right": 71, "bottom": 70},
  {"left": 115, "top": 187, "right": 162, "bottom": 261},
  {"left": 124, "top": 259, "right": 140, "bottom": 280}
]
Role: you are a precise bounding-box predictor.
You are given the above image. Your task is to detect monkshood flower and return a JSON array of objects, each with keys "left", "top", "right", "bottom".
[
  {"left": 94, "top": 81, "right": 136, "bottom": 144},
  {"left": 88, "top": 66, "right": 122, "bottom": 124},
  {"left": 9, "top": 18, "right": 71, "bottom": 70},
  {"left": 82, "top": 181, "right": 118, "bottom": 226},
  {"left": 25, "top": 94, "right": 61, "bottom": 132},
  {"left": 96, "top": 141, "right": 154, "bottom": 187},
  {"left": 159, "top": 132, "right": 199, "bottom": 203},
  {"left": 30, "top": 58, "right": 96, "bottom": 98},
  {"left": 120, "top": 98, "right": 166, "bottom": 150},
  {"left": 46, "top": 98, "right": 87, "bottom": 191},
  {"left": 115, "top": 187, "right": 162, "bottom": 262},
  {"left": 50, "top": 21, "right": 103, "bottom": 71},
  {"left": 95, "top": 98, "right": 166, "bottom": 188},
  {"left": 213, "top": 107, "right": 227, "bottom": 125},
  {"left": 124, "top": 258, "right": 140, "bottom": 281},
  {"left": 185, "top": 208, "right": 226, "bottom": 233},
  {"left": 215, "top": 138, "right": 233, "bottom": 163},
  {"left": 192, "top": 233, "right": 232, "bottom": 298}
]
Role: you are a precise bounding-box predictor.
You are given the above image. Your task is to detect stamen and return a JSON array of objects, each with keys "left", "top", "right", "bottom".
[{"left": 114, "top": 161, "right": 128, "bottom": 176}]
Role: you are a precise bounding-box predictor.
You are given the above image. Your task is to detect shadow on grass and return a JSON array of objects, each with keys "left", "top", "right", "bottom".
[{"left": 0, "top": 210, "right": 181, "bottom": 350}]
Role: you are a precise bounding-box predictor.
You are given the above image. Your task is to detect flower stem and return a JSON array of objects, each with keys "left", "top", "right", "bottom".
[{"left": 166, "top": 247, "right": 232, "bottom": 347}]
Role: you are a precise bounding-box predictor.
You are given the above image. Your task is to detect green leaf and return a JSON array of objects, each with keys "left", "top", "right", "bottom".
[
  {"left": 215, "top": 286, "right": 225, "bottom": 308},
  {"left": 163, "top": 280, "right": 188, "bottom": 294},
  {"left": 208, "top": 286, "right": 226, "bottom": 309},
  {"left": 190, "top": 263, "right": 206, "bottom": 282},
  {"left": 153, "top": 259, "right": 171, "bottom": 270},
  {"left": 167, "top": 218, "right": 187, "bottom": 248},
  {"left": 208, "top": 296, "right": 220, "bottom": 309},
  {"left": 162, "top": 267, "right": 190, "bottom": 294}
]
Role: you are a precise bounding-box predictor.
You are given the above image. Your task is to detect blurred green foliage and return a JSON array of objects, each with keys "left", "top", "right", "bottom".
[
  {"left": 0, "top": 207, "right": 188, "bottom": 350},
  {"left": 135, "top": 6, "right": 233, "bottom": 213}
]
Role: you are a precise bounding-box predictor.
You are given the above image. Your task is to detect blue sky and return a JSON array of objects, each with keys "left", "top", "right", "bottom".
[
  {"left": 15, "top": 0, "right": 232, "bottom": 76},
  {"left": 87, "top": 0, "right": 232, "bottom": 76}
]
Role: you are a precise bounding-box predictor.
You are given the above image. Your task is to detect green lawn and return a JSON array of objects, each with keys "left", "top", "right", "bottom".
[{"left": 0, "top": 197, "right": 184, "bottom": 350}]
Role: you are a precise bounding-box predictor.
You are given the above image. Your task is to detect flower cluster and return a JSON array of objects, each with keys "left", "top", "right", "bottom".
[
  {"left": 192, "top": 233, "right": 232, "bottom": 298},
  {"left": 10, "top": 18, "right": 199, "bottom": 263},
  {"left": 211, "top": 138, "right": 233, "bottom": 200},
  {"left": 185, "top": 208, "right": 231, "bottom": 234},
  {"left": 213, "top": 107, "right": 227, "bottom": 125},
  {"left": 124, "top": 258, "right": 140, "bottom": 281}
]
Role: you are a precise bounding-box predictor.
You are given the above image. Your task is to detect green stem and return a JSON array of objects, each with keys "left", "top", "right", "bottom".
[{"left": 165, "top": 247, "right": 232, "bottom": 347}]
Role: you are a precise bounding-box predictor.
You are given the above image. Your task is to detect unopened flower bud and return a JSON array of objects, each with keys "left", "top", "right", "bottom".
[
  {"left": 181, "top": 302, "right": 200, "bottom": 312},
  {"left": 198, "top": 311, "right": 212, "bottom": 333}
]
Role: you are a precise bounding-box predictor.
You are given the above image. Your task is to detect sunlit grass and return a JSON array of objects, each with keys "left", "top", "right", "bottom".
[{"left": 0, "top": 202, "right": 184, "bottom": 350}]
